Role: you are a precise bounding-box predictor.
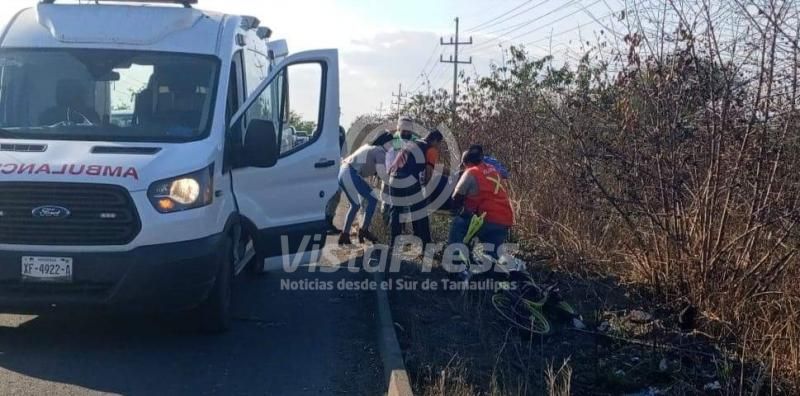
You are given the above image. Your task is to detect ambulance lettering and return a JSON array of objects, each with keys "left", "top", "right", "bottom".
[{"left": 0, "top": 163, "right": 139, "bottom": 180}]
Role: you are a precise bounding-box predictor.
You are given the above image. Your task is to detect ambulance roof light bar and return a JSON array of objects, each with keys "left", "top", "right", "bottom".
[{"left": 40, "top": 0, "right": 198, "bottom": 8}]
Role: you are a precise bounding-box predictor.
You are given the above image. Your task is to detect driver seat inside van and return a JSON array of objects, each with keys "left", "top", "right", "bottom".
[{"left": 38, "top": 78, "right": 100, "bottom": 126}]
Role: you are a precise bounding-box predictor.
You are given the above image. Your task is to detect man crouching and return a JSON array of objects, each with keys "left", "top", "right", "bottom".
[{"left": 447, "top": 146, "right": 515, "bottom": 279}]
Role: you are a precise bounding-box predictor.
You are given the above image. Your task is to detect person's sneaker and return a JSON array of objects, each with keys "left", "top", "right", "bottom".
[{"left": 495, "top": 254, "right": 525, "bottom": 274}]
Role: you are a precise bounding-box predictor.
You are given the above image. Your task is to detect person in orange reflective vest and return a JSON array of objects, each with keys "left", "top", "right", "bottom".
[{"left": 448, "top": 146, "right": 514, "bottom": 261}]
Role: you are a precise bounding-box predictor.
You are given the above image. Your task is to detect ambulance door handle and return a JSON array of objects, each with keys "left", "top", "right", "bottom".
[{"left": 315, "top": 159, "right": 336, "bottom": 169}]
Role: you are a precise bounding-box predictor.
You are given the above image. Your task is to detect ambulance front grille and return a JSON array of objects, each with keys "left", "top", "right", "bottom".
[{"left": 0, "top": 182, "right": 141, "bottom": 246}]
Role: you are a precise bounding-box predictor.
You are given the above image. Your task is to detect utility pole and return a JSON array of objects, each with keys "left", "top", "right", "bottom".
[
  {"left": 500, "top": 47, "right": 508, "bottom": 80},
  {"left": 425, "top": 76, "right": 432, "bottom": 96},
  {"left": 375, "top": 102, "right": 385, "bottom": 118},
  {"left": 391, "top": 83, "right": 407, "bottom": 115},
  {"left": 440, "top": 17, "right": 472, "bottom": 118}
]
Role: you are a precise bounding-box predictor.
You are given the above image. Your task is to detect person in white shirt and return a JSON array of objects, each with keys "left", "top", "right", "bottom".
[{"left": 338, "top": 132, "right": 394, "bottom": 245}]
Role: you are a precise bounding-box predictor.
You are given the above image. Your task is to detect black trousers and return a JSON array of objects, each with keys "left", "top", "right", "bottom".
[{"left": 389, "top": 176, "right": 432, "bottom": 245}]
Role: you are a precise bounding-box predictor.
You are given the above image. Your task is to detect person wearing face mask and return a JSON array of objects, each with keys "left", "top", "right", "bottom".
[
  {"left": 388, "top": 118, "right": 442, "bottom": 246},
  {"left": 338, "top": 131, "right": 395, "bottom": 245},
  {"left": 380, "top": 119, "right": 415, "bottom": 224}
]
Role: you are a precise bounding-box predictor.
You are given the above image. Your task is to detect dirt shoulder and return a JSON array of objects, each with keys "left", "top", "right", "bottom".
[{"left": 385, "top": 253, "right": 779, "bottom": 396}]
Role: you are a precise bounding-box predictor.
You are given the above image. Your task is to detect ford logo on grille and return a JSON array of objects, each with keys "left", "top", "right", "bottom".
[{"left": 32, "top": 205, "right": 71, "bottom": 219}]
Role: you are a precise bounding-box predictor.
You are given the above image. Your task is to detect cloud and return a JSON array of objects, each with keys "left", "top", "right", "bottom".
[{"left": 339, "top": 30, "right": 439, "bottom": 123}]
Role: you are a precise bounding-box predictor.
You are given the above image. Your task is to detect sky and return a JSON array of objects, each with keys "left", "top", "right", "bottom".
[{"left": 0, "top": 0, "right": 625, "bottom": 126}]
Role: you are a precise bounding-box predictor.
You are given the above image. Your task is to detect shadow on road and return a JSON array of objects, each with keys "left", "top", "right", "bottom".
[{"left": 0, "top": 262, "right": 381, "bottom": 396}]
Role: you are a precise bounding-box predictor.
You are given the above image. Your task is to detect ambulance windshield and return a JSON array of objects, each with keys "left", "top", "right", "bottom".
[{"left": 0, "top": 49, "right": 219, "bottom": 142}]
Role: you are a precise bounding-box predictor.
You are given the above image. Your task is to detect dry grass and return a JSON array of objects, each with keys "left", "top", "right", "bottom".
[
  {"left": 421, "top": 358, "right": 476, "bottom": 396},
  {"left": 545, "top": 359, "right": 573, "bottom": 396},
  {"left": 388, "top": 1, "right": 800, "bottom": 392}
]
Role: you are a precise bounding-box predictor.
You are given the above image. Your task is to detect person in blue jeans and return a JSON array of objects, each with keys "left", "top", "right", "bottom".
[
  {"left": 338, "top": 132, "right": 394, "bottom": 245},
  {"left": 448, "top": 147, "right": 515, "bottom": 279},
  {"left": 448, "top": 216, "right": 510, "bottom": 259}
]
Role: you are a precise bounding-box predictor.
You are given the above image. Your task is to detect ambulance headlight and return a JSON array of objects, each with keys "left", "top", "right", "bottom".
[
  {"left": 148, "top": 165, "right": 214, "bottom": 213},
  {"left": 169, "top": 178, "right": 200, "bottom": 204}
]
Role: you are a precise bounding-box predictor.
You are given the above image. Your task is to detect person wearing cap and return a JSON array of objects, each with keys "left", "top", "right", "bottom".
[
  {"left": 449, "top": 147, "right": 514, "bottom": 262},
  {"left": 338, "top": 131, "right": 394, "bottom": 245},
  {"left": 467, "top": 144, "right": 510, "bottom": 180},
  {"left": 380, "top": 118, "right": 416, "bottom": 224},
  {"left": 388, "top": 118, "right": 442, "bottom": 246}
]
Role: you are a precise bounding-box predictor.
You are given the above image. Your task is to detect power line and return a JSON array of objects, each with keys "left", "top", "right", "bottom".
[
  {"left": 426, "top": 63, "right": 449, "bottom": 94},
  {"left": 466, "top": 0, "right": 583, "bottom": 53},
  {"left": 469, "top": 0, "right": 552, "bottom": 35},
  {"left": 479, "top": 6, "right": 555, "bottom": 38},
  {"left": 580, "top": 6, "right": 622, "bottom": 39},
  {"left": 409, "top": 42, "right": 441, "bottom": 93},
  {"left": 412, "top": 60, "right": 441, "bottom": 95},
  {"left": 469, "top": 0, "right": 603, "bottom": 54},
  {"left": 419, "top": 64, "right": 442, "bottom": 95},
  {"left": 521, "top": 10, "right": 619, "bottom": 47},
  {"left": 462, "top": 1, "right": 520, "bottom": 24},
  {"left": 465, "top": 0, "right": 533, "bottom": 32},
  {"left": 411, "top": 53, "right": 449, "bottom": 96}
]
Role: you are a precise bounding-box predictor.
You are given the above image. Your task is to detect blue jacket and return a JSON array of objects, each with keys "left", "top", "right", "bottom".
[{"left": 483, "top": 156, "right": 510, "bottom": 179}]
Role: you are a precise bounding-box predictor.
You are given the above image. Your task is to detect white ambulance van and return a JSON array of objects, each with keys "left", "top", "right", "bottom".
[{"left": 0, "top": 0, "right": 342, "bottom": 332}]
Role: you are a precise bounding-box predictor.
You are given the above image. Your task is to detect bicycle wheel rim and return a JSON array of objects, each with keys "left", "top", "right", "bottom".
[
  {"left": 492, "top": 294, "right": 552, "bottom": 335},
  {"left": 556, "top": 301, "right": 577, "bottom": 316},
  {"left": 492, "top": 294, "right": 529, "bottom": 331},
  {"left": 527, "top": 306, "right": 552, "bottom": 335}
]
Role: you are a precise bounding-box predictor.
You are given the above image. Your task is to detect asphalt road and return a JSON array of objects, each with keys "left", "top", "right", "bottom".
[{"left": 0, "top": 252, "right": 382, "bottom": 395}]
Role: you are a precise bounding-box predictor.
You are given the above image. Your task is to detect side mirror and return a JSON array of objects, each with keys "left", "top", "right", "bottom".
[
  {"left": 242, "top": 119, "right": 279, "bottom": 168},
  {"left": 97, "top": 71, "right": 121, "bottom": 82}
]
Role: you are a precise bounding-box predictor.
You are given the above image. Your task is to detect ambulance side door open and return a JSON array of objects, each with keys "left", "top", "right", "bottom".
[{"left": 230, "top": 49, "right": 340, "bottom": 268}]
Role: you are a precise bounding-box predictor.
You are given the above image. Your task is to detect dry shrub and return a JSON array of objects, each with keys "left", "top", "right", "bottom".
[{"left": 395, "top": 0, "right": 800, "bottom": 391}]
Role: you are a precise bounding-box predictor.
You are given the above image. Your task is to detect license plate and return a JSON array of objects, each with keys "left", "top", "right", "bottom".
[{"left": 21, "top": 256, "right": 73, "bottom": 282}]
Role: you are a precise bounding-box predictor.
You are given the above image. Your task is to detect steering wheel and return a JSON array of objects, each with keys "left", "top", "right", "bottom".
[{"left": 47, "top": 109, "right": 94, "bottom": 128}]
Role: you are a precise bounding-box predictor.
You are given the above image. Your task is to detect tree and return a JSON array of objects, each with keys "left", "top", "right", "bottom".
[{"left": 287, "top": 110, "right": 316, "bottom": 134}]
